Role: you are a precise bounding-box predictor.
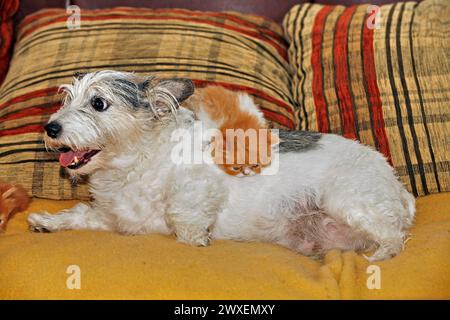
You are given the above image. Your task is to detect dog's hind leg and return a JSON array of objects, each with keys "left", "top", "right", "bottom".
[
  {"left": 28, "top": 202, "right": 109, "bottom": 233},
  {"left": 283, "top": 210, "right": 373, "bottom": 258}
]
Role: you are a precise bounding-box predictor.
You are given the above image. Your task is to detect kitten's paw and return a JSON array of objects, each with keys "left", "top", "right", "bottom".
[
  {"left": 28, "top": 212, "right": 57, "bottom": 233},
  {"left": 175, "top": 225, "right": 211, "bottom": 247}
]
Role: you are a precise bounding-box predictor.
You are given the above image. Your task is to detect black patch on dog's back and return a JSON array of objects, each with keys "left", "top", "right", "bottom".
[{"left": 278, "top": 130, "right": 322, "bottom": 153}]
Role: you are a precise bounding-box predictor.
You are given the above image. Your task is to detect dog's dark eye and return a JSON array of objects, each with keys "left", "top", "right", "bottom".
[{"left": 91, "top": 97, "right": 109, "bottom": 112}]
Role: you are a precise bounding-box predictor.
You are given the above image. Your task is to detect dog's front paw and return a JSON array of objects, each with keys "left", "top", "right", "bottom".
[
  {"left": 175, "top": 225, "right": 211, "bottom": 247},
  {"left": 28, "top": 212, "right": 57, "bottom": 233}
]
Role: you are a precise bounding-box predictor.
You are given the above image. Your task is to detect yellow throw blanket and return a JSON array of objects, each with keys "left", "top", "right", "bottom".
[{"left": 1, "top": 193, "right": 449, "bottom": 299}]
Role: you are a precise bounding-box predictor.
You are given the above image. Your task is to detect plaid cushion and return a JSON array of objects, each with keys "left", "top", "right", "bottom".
[
  {"left": 283, "top": 0, "right": 450, "bottom": 196},
  {"left": 0, "top": 8, "right": 295, "bottom": 200}
]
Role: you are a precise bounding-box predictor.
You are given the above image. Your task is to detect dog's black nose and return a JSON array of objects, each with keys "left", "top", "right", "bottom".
[{"left": 44, "top": 122, "right": 62, "bottom": 138}]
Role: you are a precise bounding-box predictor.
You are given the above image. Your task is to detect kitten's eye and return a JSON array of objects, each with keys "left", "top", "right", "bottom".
[
  {"left": 91, "top": 97, "right": 109, "bottom": 112},
  {"left": 232, "top": 166, "right": 241, "bottom": 171},
  {"left": 252, "top": 164, "right": 260, "bottom": 169}
]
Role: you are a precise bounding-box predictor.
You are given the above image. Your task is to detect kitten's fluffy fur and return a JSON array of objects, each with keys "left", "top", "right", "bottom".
[{"left": 183, "top": 86, "right": 276, "bottom": 176}]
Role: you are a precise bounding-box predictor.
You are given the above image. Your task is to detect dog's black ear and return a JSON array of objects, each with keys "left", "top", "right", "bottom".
[
  {"left": 138, "top": 79, "right": 152, "bottom": 92},
  {"left": 73, "top": 72, "right": 86, "bottom": 80},
  {"left": 144, "top": 78, "right": 195, "bottom": 116},
  {"left": 155, "top": 78, "right": 195, "bottom": 104}
]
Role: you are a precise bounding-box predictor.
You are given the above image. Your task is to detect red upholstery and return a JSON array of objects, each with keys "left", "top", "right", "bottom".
[
  {"left": 0, "top": 0, "right": 19, "bottom": 84},
  {"left": 13, "top": 0, "right": 416, "bottom": 25}
]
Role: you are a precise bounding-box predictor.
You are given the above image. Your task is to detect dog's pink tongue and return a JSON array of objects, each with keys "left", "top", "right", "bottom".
[{"left": 59, "top": 150, "right": 87, "bottom": 167}]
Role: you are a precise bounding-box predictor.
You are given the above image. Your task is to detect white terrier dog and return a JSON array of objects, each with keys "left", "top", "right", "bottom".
[{"left": 28, "top": 71, "right": 415, "bottom": 261}]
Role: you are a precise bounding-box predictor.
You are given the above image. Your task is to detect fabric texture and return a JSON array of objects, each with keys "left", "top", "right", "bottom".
[
  {"left": 0, "top": 193, "right": 449, "bottom": 299},
  {"left": 283, "top": 0, "right": 450, "bottom": 196},
  {"left": 0, "top": 7, "right": 295, "bottom": 200},
  {"left": 0, "top": 0, "right": 19, "bottom": 85}
]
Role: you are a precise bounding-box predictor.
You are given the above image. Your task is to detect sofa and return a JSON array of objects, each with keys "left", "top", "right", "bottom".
[{"left": 0, "top": 0, "right": 449, "bottom": 299}]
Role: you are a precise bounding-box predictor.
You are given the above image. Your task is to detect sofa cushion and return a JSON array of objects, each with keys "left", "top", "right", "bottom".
[
  {"left": 0, "top": 193, "right": 449, "bottom": 299},
  {"left": 283, "top": 0, "right": 450, "bottom": 196},
  {"left": 0, "top": 7, "right": 295, "bottom": 200}
]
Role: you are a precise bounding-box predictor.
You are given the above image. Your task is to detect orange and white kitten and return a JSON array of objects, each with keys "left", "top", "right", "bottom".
[{"left": 183, "top": 86, "right": 278, "bottom": 176}]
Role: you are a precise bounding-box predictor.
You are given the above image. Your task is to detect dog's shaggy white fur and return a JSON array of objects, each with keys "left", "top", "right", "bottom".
[{"left": 28, "top": 71, "right": 415, "bottom": 261}]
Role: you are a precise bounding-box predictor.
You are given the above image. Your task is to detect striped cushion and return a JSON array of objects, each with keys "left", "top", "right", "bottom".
[
  {"left": 0, "top": 8, "right": 295, "bottom": 200},
  {"left": 283, "top": 0, "right": 450, "bottom": 196}
]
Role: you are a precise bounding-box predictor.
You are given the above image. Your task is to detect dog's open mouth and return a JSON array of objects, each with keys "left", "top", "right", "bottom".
[{"left": 58, "top": 147, "right": 100, "bottom": 169}]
